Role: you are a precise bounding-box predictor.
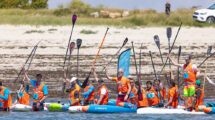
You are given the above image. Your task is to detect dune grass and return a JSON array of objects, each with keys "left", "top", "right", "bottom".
[{"left": 0, "top": 8, "right": 213, "bottom": 27}]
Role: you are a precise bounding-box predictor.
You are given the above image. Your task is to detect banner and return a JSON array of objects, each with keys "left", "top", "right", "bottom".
[{"left": 117, "top": 48, "right": 131, "bottom": 77}]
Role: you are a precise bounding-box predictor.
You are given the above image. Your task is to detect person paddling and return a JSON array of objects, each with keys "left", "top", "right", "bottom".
[
  {"left": 24, "top": 71, "right": 48, "bottom": 111},
  {"left": 128, "top": 76, "right": 137, "bottom": 105},
  {"left": 168, "top": 54, "right": 200, "bottom": 111},
  {"left": 105, "top": 68, "right": 131, "bottom": 107},
  {"left": 82, "top": 78, "right": 95, "bottom": 105},
  {"left": 194, "top": 80, "right": 204, "bottom": 111},
  {"left": 164, "top": 81, "right": 178, "bottom": 108},
  {"left": 14, "top": 79, "right": 30, "bottom": 105},
  {"left": 146, "top": 81, "right": 160, "bottom": 107},
  {"left": 92, "top": 67, "right": 109, "bottom": 105},
  {"left": 153, "top": 79, "right": 166, "bottom": 104},
  {"left": 0, "top": 80, "right": 12, "bottom": 111}
]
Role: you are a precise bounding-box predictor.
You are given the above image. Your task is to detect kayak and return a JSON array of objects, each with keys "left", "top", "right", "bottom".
[
  {"left": 69, "top": 104, "right": 137, "bottom": 113},
  {"left": 10, "top": 104, "right": 32, "bottom": 112},
  {"left": 45, "top": 103, "right": 69, "bottom": 112},
  {"left": 137, "top": 107, "right": 205, "bottom": 114},
  {"left": 203, "top": 102, "right": 215, "bottom": 114}
]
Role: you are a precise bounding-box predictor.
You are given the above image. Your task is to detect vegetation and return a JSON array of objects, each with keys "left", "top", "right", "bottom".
[{"left": 0, "top": 0, "right": 213, "bottom": 27}]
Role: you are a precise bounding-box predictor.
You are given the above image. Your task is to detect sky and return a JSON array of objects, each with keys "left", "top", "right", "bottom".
[{"left": 48, "top": 0, "right": 215, "bottom": 12}]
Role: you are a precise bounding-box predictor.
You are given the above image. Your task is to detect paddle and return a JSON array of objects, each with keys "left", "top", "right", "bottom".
[
  {"left": 177, "top": 46, "right": 181, "bottom": 88},
  {"left": 167, "top": 27, "right": 172, "bottom": 80},
  {"left": 82, "top": 27, "right": 109, "bottom": 88},
  {"left": 160, "top": 22, "right": 182, "bottom": 73},
  {"left": 198, "top": 52, "right": 215, "bottom": 68},
  {"left": 15, "top": 41, "right": 41, "bottom": 82},
  {"left": 131, "top": 41, "right": 139, "bottom": 77},
  {"left": 102, "top": 37, "right": 128, "bottom": 71},
  {"left": 154, "top": 35, "right": 164, "bottom": 65},
  {"left": 149, "top": 51, "right": 158, "bottom": 80},
  {"left": 203, "top": 46, "right": 212, "bottom": 91},
  {"left": 26, "top": 44, "right": 39, "bottom": 71},
  {"left": 76, "top": 39, "right": 82, "bottom": 79},
  {"left": 66, "top": 42, "right": 76, "bottom": 79},
  {"left": 63, "top": 14, "right": 77, "bottom": 69},
  {"left": 137, "top": 43, "right": 143, "bottom": 100}
]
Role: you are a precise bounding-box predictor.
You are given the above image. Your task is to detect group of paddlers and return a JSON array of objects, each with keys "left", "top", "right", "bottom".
[{"left": 0, "top": 53, "right": 204, "bottom": 112}]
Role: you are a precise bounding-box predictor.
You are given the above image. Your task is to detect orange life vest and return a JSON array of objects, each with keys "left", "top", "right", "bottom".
[
  {"left": 33, "top": 83, "right": 45, "bottom": 103},
  {"left": 137, "top": 88, "right": 148, "bottom": 108},
  {"left": 146, "top": 87, "right": 159, "bottom": 106},
  {"left": 84, "top": 84, "right": 95, "bottom": 101},
  {"left": 195, "top": 87, "right": 204, "bottom": 111},
  {"left": 183, "top": 63, "right": 197, "bottom": 83},
  {"left": 97, "top": 85, "right": 109, "bottom": 105},
  {"left": 0, "top": 87, "right": 12, "bottom": 109},
  {"left": 18, "top": 91, "right": 30, "bottom": 105},
  {"left": 168, "top": 86, "right": 178, "bottom": 108},
  {"left": 113, "top": 76, "right": 130, "bottom": 94},
  {"left": 130, "top": 86, "right": 138, "bottom": 104},
  {"left": 69, "top": 85, "right": 81, "bottom": 106}
]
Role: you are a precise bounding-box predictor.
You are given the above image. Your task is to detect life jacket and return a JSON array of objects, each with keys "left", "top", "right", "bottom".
[
  {"left": 168, "top": 86, "right": 178, "bottom": 108},
  {"left": 183, "top": 63, "right": 197, "bottom": 83},
  {"left": 0, "top": 87, "right": 12, "bottom": 109},
  {"left": 97, "top": 85, "right": 109, "bottom": 105},
  {"left": 161, "top": 87, "right": 167, "bottom": 100},
  {"left": 113, "top": 76, "right": 130, "bottom": 94},
  {"left": 33, "top": 83, "right": 45, "bottom": 103},
  {"left": 84, "top": 84, "right": 95, "bottom": 101},
  {"left": 146, "top": 87, "right": 159, "bottom": 106},
  {"left": 18, "top": 91, "right": 30, "bottom": 105},
  {"left": 137, "top": 88, "right": 148, "bottom": 108},
  {"left": 130, "top": 86, "right": 138, "bottom": 104},
  {"left": 69, "top": 85, "right": 81, "bottom": 106},
  {"left": 195, "top": 87, "right": 204, "bottom": 111}
]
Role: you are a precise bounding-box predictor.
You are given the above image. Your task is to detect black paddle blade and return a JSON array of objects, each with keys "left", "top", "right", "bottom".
[
  {"left": 154, "top": 35, "right": 160, "bottom": 49},
  {"left": 207, "top": 46, "right": 212, "bottom": 56},
  {"left": 76, "top": 39, "right": 82, "bottom": 49},
  {"left": 122, "top": 37, "right": 128, "bottom": 47},
  {"left": 167, "top": 27, "right": 172, "bottom": 39},
  {"left": 82, "top": 71, "right": 91, "bottom": 88},
  {"left": 72, "top": 14, "right": 77, "bottom": 25},
  {"left": 178, "top": 46, "right": 182, "bottom": 56}
]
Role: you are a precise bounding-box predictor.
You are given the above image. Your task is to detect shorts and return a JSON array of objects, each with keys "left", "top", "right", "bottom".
[
  {"left": 183, "top": 84, "right": 195, "bottom": 97},
  {"left": 33, "top": 102, "right": 44, "bottom": 111},
  {"left": 116, "top": 94, "right": 127, "bottom": 105}
]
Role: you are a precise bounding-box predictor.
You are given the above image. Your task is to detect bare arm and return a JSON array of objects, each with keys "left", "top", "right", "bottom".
[
  {"left": 24, "top": 71, "right": 30, "bottom": 83},
  {"left": 168, "top": 55, "right": 181, "bottom": 67},
  {"left": 92, "top": 68, "right": 99, "bottom": 82},
  {"left": 105, "top": 68, "right": 112, "bottom": 80},
  {"left": 97, "top": 94, "right": 105, "bottom": 105},
  {"left": 63, "top": 69, "right": 70, "bottom": 83},
  {"left": 164, "top": 97, "right": 173, "bottom": 107}
]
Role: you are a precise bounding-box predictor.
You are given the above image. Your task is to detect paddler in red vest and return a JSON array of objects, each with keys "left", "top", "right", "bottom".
[
  {"left": 194, "top": 80, "right": 204, "bottom": 111},
  {"left": 146, "top": 81, "right": 160, "bottom": 107},
  {"left": 128, "top": 76, "right": 137, "bottom": 105},
  {"left": 92, "top": 67, "right": 109, "bottom": 105},
  {"left": 169, "top": 54, "right": 200, "bottom": 110},
  {"left": 24, "top": 71, "right": 48, "bottom": 111},
  {"left": 105, "top": 68, "right": 132, "bottom": 107},
  {"left": 0, "top": 80, "right": 12, "bottom": 111},
  {"left": 164, "top": 81, "right": 178, "bottom": 108},
  {"left": 14, "top": 80, "right": 30, "bottom": 105},
  {"left": 153, "top": 79, "right": 166, "bottom": 103},
  {"left": 82, "top": 80, "right": 95, "bottom": 105}
]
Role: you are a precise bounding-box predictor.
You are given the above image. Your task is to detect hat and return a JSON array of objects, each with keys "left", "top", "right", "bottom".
[
  {"left": 128, "top": 75, "right": 133, "bottom": 79},
  {"left": 70, "top": 77, "right": 77, "bottom": 83},
  {"left": 196, "top": 79, "right": 201, "bottom": 85}
]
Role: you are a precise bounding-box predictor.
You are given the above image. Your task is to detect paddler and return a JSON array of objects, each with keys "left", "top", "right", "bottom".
[
  {"left": 82, "top": 79, "right": 95, "bottom": 105},
  {"left": 194, "top": 80, "right": 204, "bottom": 111},
  {"left": 153, "top": 79, "right": 166, "bottom": 103},
  {"left": 146, "top": 81, "right": 160, "bottom": 107},
  {"left": 14, "top": 80, "right": 30, "bottom": 105},
  {"left": 92, "top": 67, "right": 109, "bottom": 105},
  {"left": 164, "top": 81, "right": 178, "bottom": 108},
  {"left": 128, "top": 76, "right": 137, "bottom": 105},
  {"left": 0, "top": 80, "right": 12, "bottom": 111},
  {"left": 24, "top": 71, "right": 48, "bottom": 111},
  {"left": 105, "top": 68, "right": 132, "bottom": 107},
  {"left": 169, "top": 54, "right": 200, "bottom": 110}
]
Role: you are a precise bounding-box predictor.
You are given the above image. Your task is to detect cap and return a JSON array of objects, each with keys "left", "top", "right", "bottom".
[
  {"left": 196, "top": 79, "right": 201, "bottom": 85},
  {"left": 70, "top": 77, "right": 77, "bottom": 83}
]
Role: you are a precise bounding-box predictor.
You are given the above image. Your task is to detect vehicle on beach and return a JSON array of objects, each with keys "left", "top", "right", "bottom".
[{"left": 193, "top": 3, "right": 215, "bottom": 23}]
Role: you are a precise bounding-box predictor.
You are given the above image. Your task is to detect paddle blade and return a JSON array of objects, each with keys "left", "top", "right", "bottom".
[
  {"left": 178, "top": 46, "right": 182, "bottom": 57},
  {"left": 72, "top": 14, "right": 77, "bottom": 25},
  {"left": 82, "top": 72, "right": 91, "bottom": 88},
  {"left": 122, "top": 37, "right": 128, "bottom": 47},
  {"left": 154, "top": 35, "right": 160, "bottom": 49},
  {"left": 167, "top": 27, "right": 172, "bottom": 39},
  {"left": 76, "top": 39, "right": 82, "bottom": 49},
  {"left": 207, "top": 46, "right": 212, "bottom": 56}
]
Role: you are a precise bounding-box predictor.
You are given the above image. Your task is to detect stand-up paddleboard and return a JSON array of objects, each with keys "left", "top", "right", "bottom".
[
  {"left": 45, "top": 103, "right": 69, "bottom": 112},
  {"left": 137, "top": 107, "right": 205, "bottom": 114},
  {"left": 10, "top": 104, "right": 32, "bottom": 112},
  {"left": 69, "top": 105, "right": 136, "bottom": 113}
]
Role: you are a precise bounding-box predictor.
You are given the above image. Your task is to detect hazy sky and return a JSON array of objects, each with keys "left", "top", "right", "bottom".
[{"left": 48, "top": 0, "right": 215, "bottom": 11}]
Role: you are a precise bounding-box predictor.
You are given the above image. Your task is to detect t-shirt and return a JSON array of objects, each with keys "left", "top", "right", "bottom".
[
  {"left": 100, "top": 88, "right": 107, "bottom": 95},
  {"left": 30, "top": 79, "right": 48, "bottom": 95}
]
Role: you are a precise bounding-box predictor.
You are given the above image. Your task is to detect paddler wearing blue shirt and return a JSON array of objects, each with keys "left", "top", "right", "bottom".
[
  {"left": 24, "top": 71, "right": 48, "bottom": 111},
  {"left": 0, "top": 80, "right": 12, "bottom": 111}
]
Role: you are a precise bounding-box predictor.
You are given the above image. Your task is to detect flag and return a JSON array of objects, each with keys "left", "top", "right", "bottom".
[{"left": 117, "top": 48, "right": 131, "bottom": 77}]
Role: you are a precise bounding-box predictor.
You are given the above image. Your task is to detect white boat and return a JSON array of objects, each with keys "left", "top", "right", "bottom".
[
  {"left": 10, "top": 104, "right": 32, "bottom": 112},
  {"left": 137, "top": 107, "right": 205, "bottom": 115}
]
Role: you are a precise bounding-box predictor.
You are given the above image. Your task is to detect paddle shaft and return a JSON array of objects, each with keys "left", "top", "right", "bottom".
[
  {"left": 66, "top": 46, "right": 75, "bottom": 78},
  {"left": 138, "top": 44, "right": 143, "bottom": 100},
  {"left": 160, "top": 23, "right": 182, "bottom": 73},
  {"left": 131, "top": 42, "right": 139, "bottom": 78},
  {"left": 149, "top": 51, "right": 158, "bottom": 80},
  {"left": 77, "top": 48, "right": 80, "bottom": 78},
  {"left": 198, "top": 52, "right": 215, "bottom": 68}
]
